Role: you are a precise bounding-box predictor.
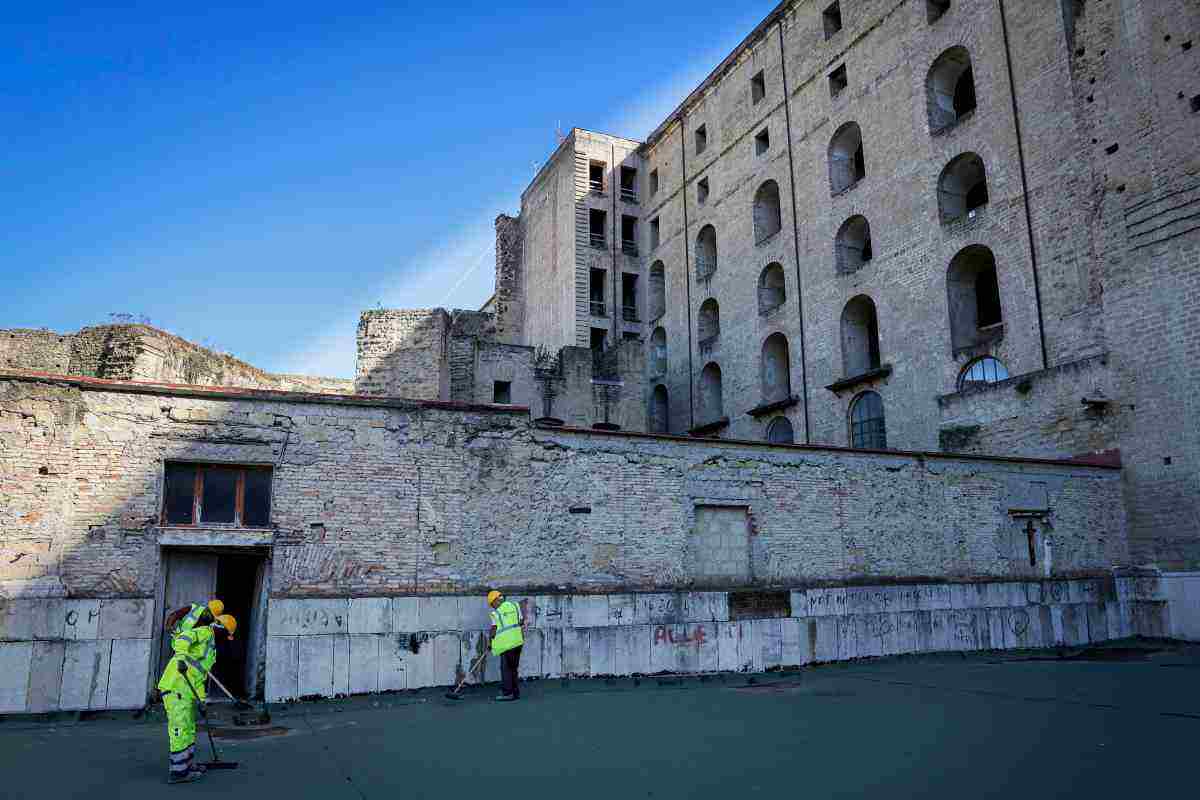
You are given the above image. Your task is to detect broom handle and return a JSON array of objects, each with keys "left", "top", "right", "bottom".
[{"left": 453, "top": 652, "right": 489, "bottom": 693}]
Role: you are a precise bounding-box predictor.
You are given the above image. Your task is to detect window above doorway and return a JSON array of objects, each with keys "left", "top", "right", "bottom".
[{"left": 162, "top": 463, "right": 273, "bottom": 528}]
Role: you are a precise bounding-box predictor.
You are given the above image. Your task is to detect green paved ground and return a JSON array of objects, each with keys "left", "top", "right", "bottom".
[{"left": 2, "top": 642, "right": 1197, "bottom": 799}]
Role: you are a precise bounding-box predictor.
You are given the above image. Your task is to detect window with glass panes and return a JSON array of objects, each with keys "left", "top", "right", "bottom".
[
  {"left": 161, "top": 463, "right": 272, "bottom": 527},
  {"left": 849, "top": 391, "right": 887, "bottom": 449}
]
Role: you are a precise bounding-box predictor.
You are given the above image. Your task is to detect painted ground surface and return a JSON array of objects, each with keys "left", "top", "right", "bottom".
[{"left": 1, "top": 643, "right": 1196, "bottom": 799}]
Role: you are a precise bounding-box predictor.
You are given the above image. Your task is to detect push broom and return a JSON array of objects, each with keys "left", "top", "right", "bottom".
[
  {"left": 445, "top": 652, "right": 489, "bottom": 700},
  {"left": 179, "top": 669, "right": 238, "bottom": 771}
]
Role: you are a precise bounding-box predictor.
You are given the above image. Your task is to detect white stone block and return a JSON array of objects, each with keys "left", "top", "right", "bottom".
[
  {"left": 986, "top": 609, "right": 1006, "bottom": 649},
  {"left": 265, "top": 637, "right": 298, "bottom": 702},
  {"left": 1069, "top": 580, "right": 1103, "bottom": 605},
  {"left": 392, "top": 598, "right": 419, "bottom": 632},
  {"left": 789, "top": 591, "right": 808, "bottom": 618},
  {"left": 519, "top": 630, "right": 542, "bottom": 679},
  {"left": 607, "top": 594, "right": 635, "bottom": 626},
  {"left": 533, "top": 596, "right": 566, "bottom": 629},
  {"left": 0, "top": 642, "right": 33, "bottom": 713},
  {"left": 570, "top": 596, "right": 609, "bottom": 629},
  {"left": 1085, "top": 604, "right": 1108, "bottom": 643},
  {"left": 813, "top": 617, "right": 839, "bottom": 662},
  {"left": 755, "top": 619, "right": 783, "bottom": 670},
  {"left": 298, "top": 636, "right": 335, "bottom": 698},
  {"left": 635, "top": 593, "right": 679, "bottom": 626},
  {"left": 589, "top": 627, "right": 616, "bottom": 676},
  {"left": 896, "top": 612, "right": 920, "bottom": 655},
  {"left": 269, "top": 599, "right": 349, "bottom": 636},
  {"left": 349, "top": 598, "right": 391, "bottom": 634},
  {"left": 562, "top": 628, "right": 590, "bottom": 677},
  {"left": 804, "top": 587, "right": 846, "bottom": 617},
  {"left": 418, "top": 597, "right": 460, "bottom": 632},
  {"left": 98, "top": 599, "right": 152, "bottom": 640},
  {"left": 780, "top": 618, "right": 806, "bottom": 666},
  {"left": 377, "top": 635, "right": 408, "bottom": 692},
  {"left": 349, "top": 635, "right": 380, "bottom": 695},
  {"left": 1025, "top": 581, "right": 1044, "bottom": 605},
  {"left": 63, "top": 600, "right": 101, "bottom": 640},
  {"left": 541, "top": 629, "right": 563, "bottom": 678},
  {"left": 459, "top": 597, "right": 491, "bottom": 632},
  {"left": 433, "top": 633, "right": 461, "bottom": 686},
  {"left": 1061, "top": 604, "right": 1088, "bottom": 645},
  {"left": 854, "top": 615, "right": 882, "bottom": 659},
  {"left": 837, "top": 616, "right": 858, "bottom": 660},
  {"left": 611, "top": 625, "right": 649, "bottom": 676},
  {"left": 0, "top": 599, "right": 64, "bottom": 641},
  {"left": 107, "top": 639, "right": 152, "bottom": 709},
  {"left": 1044, "top": 581, "right": 1071, "bottom": 605},
  {"left": 1163, "top": 573, "right": 1200, "bottom": 641},
  {"left": 404, "top": 634, "right": 435, "bottom": 689},
  {"left": 682, "top": 592, "right": 726, "bottom": 623},
  {"left": 716, "top": 622, "right": 746, "bottom": 672},
  {"left": 60, "top": 640, "right": 110, "bottom": 710},
  {"left": 332, "top": 635, "right": 351, "bottom": 696},
  {"left": 28, "top": 641, "right": 65, "bottom": 712}
]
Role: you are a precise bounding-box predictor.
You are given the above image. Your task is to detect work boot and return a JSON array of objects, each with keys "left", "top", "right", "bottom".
[
  {"left": 167, "top": 771, "right": 205, "bottom": 785},
  {"left": 494, "top": 693, "right": 515, "bottom": 702}
]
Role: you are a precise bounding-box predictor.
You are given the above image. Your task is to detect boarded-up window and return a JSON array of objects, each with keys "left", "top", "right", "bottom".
[{"left": 162, "top": 463, "right": 273, "bottom": 528}]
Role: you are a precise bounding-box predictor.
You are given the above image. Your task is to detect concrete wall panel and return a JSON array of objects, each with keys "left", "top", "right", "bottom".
[
  {"left": 589, "top": 627, "right": 615, "bottom": 676},
  {"left": 542, "top": 628, "right": 563, "bottom": 678},
  {"left": 607, "top": 594, "right": 635, "bottom": 626},
  {"left": 269, "top": 600, "right": 349, "bottom": 637},
  {"left": 349, "top": 599, "right": 391, "bottom": 634},
  {"left": 60, "top": 640, "right": 109, "bottom": 710},
  {"left": 98, "top": 600, "right": 152, "bottom": 640},
  {"left": 562, "top": 627, "right": 589, "bottom": 676},
  {"left": 418, "top": 597, "right": 460, "bottom": 632},
  {"left": 28, "top": 640, "right": 65, "bottom": 712},
  {"left": 265, "top": 636, "right": 298, "bottom": 702},
  {"left": 332, "top": 635, "right": 351, "bottom": 696},
  {"left": 298, "top": 636, "right": 334, "bottom": 698},
  {"left": 63, "top": 600, "right": 101, "bottom": 640},
  {"left": 0, "top": 642, "right": 33, "bottom": 712},
  {"left": 392, "top": 598, "right": 419, "bottom": 632},
  {"left": 107, "top": 638, "right": 152, "bottom": 709},
  {"left": 349, "top": 635, "right": 380, "bottom": 695},
  {"left": 378, "top": 635, "right": 410, "bottom": 692},
  {"left": 570, "top": 596, "right": 609, "bottom": 628}
]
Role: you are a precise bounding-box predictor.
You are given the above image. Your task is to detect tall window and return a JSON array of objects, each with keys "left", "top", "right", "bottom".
[
  {"left": 620, "top": 166, "right": 638, "bottom": 203},
  {"left": 650, "top": 384, "right": 670, "bottom": 433},
  {"left": 835, "top": 215, "right": 873, "bottom": 274},
  {"left": 758, "top": 263, "right": 787, "bottom": 315},
  {"left": 162, "top": 463, "right": 272, "bottom": 528},
  {"left": 938, "top": 153, "right": 989, "bottom": 222},
  {"left": 589, "top": 209, "right": 607, "bottom": 248},
  {"left": 958, "top": 357, "right": 1009, "bottom": 391},
  {"left": 696, "top": 225, "right": 718, "bottom": 280},
  {"left": 767, "top": 417, "right": 795, "bottom": 444},
  {"left": 841, "top": 295, "right": 882, "bottom": 377},
  {"left": 946, "top": 245, "right": 1003, "bottom": 351},
  {"left": 621, "top": 216, "right": 638, "bottom": 255},
  {"left": 589, "top": 161, "right": 606, "bottom": 193},
  {"left": 753, "top": 180, "right": 783, "bottom": 243},
  {"left": 621, "top": 273, "right": 639, "bottom": 321},
  {"left": 650, "top": 327, "right": 667, "bottom": 375},
  {"left": 829, "top": 122, "right": 865, "bottom": 195},
  {"left": 849, "top": 392, "right": 887, "bottom": 449},
  {"left": 700, "top": 362, "right": 724, "bottom": 423},
  {"left": 649, "top": 261, "right": 666, "bottom": 320},
  {"left": 698, "top": 299, "right": 720, "bottom": 353},
  {"left": 590, "top": 268, "right": 607, "bottom": 317},
  {"left": 761, "top": 333, "right": 792, "bottom": 403},
  {"left": 927, "top": 47, "right": 976, "bottom": 133}
]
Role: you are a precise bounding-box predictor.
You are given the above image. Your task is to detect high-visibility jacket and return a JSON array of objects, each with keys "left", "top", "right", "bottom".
[
  {"left": 490, "top": 600, "right": 524, "bottom": 656},
  {"left": 157, "top": 603, "right": 215, "bottom": 700}
]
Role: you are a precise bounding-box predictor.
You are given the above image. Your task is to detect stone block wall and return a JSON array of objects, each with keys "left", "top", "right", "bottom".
[{"left": 354, "top": 310, "right": 450, "bottom": 399}]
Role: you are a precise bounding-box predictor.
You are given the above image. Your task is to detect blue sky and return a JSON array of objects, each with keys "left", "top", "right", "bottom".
[{"left": 1, "top": 1, "right": 777, "bottom": 378}]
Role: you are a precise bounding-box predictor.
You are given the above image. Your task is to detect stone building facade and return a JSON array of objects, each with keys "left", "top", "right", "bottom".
[{"left": 499, "top": 0, "right": 1200, "bottom": 568}]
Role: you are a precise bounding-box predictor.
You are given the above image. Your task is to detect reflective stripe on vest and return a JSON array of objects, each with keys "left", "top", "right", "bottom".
[{"left": 491, "top": 600, "right": 523, "bottom": 655}]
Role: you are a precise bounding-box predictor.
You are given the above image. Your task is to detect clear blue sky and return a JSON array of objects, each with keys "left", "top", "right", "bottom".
[{"left": 1, "top": 1, "right": 777, "bottom": 378}]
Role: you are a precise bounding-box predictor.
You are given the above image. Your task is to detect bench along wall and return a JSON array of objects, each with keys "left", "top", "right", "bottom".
[{"left": 0, "top": 373, "right": 1130, "bottom": 711}]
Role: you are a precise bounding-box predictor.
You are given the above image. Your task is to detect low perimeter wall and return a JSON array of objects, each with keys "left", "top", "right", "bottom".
[{"left": 0, "top": 577, "right": 1187, "bottom": 714}]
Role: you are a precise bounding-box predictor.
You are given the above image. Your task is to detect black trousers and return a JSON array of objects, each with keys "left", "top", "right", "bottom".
[{"left": 500, "top": 646, "right": 522, "bottom": 698}]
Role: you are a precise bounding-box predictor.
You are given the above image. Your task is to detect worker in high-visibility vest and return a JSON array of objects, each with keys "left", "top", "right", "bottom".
[
  {"left": 488, "top": 591, "right": 525, "bottom": 701},
  {"left": 157, "top": 600, "right": 238, "bottom": 784}
]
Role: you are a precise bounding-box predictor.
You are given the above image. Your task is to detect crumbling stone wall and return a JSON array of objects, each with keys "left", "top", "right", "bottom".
[
  {"left": 0, "top": 325, "right": 354, "bottom": 395},
  {"left": 493, "top": 214, "right": 525, "bottom": 346},
  {"left": 354, "top": 310, "right": 450, "bottom": 399}
]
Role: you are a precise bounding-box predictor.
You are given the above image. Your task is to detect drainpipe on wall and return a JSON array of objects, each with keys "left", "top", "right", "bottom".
[
  {"left": 680, "top": 123, "right": 696, "bottom": 430},
  {"left": 997, "top": 0, "right": 1050, "bottom": 371},
  {"left": 777, "top": 22, "right": 813, "bottom": 443}
]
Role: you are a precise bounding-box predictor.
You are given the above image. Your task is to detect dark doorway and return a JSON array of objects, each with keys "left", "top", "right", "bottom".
[{"left": 159, "top": 549, "right": 269, "bottom": 699}]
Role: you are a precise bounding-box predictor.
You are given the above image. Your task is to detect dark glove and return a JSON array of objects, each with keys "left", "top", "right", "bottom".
[{"left": 177, "top": 659, "right": 188, "bottom": 675}]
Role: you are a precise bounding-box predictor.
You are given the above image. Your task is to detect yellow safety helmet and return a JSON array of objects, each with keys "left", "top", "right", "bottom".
[
  {"left": 207, "top": 599, "right": 224, "bottom": 617},
  {"left": 487, "top": 590, "right": 502, "bottom": 607},
  {"left": 215, "top": 614, "right": 238, "bottom": 639}
]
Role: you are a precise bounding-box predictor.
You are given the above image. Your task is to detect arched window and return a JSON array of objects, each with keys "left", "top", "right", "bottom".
[
  {"left": 696, "top": 225, "right": 718, "bottom": 280},
  {"left": 650, "top": 327, "right": 667, "bottom": 375},
  {"left": 698, "top": 299, "right": 720, "bottom": 352},
  {"left": 938, "top": 153, "right": 989, "bottom": 222},
  {"left": 835, "top": 215, "right": 873, "bottom": 274},
  {"left": 957, "top": 357, "right": 1009, "bottom": 391},
  {"left": 946, "top": 245, "right": 1003, "bottom": 351},
  {"left": 761, "top": 333, "right": 792, "bottom": 403},
  {"left": 649, "top": 261, "right": 666, "bottom": 321},
  {"left": 753, "top": 180, "right": 783, "bottom": 243},
  {"left": 767, "top": 416, "right": 795, "bottom": 444},
  {"left": 927, "top": 47, "right": 976, "bottom": 133},
  {"left": 849, "top": 391, "right": 887, "bottom": 449},
  {"left": 700, "top": 362, "right": 724, "bottom": 423},
  {"left": 840, "top": 295, "right": 882, "bottom": 377},
  {"left": 650, "top": 384, "right": 670, "bottom": 433},
  {"left": 758, "top": 263, "right": 786, "bottom": 314},
  {"left": 828, "top": 122, "right": 865, "bottom": 195}
]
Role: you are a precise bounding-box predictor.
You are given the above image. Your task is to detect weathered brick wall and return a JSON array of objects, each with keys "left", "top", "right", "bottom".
[
  {"left": 493, "top": 214, "right": 525, "bottom": 346},
  {"left": 354, "top": 310, "right": 450, "bottom": 399},
  {"left": 0, "top": 374, "right": 1127, "bottom": 603}
]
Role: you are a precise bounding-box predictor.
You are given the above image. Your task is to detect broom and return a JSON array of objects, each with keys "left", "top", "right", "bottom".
[{"left": 445, "top": 652, "right": 489, "bottom": 700}]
